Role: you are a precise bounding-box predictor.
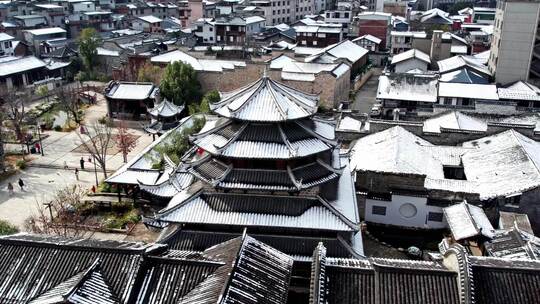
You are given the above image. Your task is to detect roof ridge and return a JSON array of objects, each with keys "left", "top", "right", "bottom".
[{"left": 509, "top": 130, "right": 540, "bottom": 174}]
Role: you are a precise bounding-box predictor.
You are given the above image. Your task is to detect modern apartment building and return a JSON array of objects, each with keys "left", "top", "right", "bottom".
[{"left": 488, "top": 0, "right": 540, "bottom": 85}]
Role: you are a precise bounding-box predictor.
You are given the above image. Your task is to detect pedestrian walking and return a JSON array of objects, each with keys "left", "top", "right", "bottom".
[
  {"left": 35, "top": 142, "right": 41, "bottom": 154},
  {"left": 88, "top": 157, "right": 92, "bottom": 163},
  {"left": 18, "top": 178, "right": 24, "bottom": 191},
  {"left": 91, "top": 185, "right": 96, "bottom": 193},
  {"left": 80, "top": 157, "right": 85, "bottom": 170},
  {"left": 7, "top": 183, "right": 14, "bottom": 196},
  {"left": 63, "top": 161, "right": 68, "bottom": 169},
  {"left": 75, "top": 168, "right": 79, "bottom": 181}
]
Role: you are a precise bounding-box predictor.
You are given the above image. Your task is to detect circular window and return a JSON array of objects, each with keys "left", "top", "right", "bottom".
[{"left": 399, "top": 203, "right": 417, "bottom": 218}]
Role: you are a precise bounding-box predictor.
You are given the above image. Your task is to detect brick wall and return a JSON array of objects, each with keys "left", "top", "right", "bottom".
[
  {"left": 358, "top": 20, "right": 389, "bottom": 49},
  {"left": 143, "top": 57, "right": 349, "bottom": 107}
]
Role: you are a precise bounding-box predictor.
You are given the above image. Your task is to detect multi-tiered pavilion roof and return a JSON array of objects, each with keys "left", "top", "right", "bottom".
[{"left": 144, "top": 76, "right": 363, "bottom": 260}]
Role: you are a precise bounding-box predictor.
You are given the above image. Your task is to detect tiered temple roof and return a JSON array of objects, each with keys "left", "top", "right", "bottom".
[
  {"left": 143, "top": 76, "right": 362, "bottom": 258},
  {"left": 144, "top": 99, "right": 186, "bottom": 135}
]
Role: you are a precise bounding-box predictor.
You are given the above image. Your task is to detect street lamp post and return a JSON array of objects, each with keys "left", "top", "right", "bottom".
[
  {"left": 36, "top": 124, "right": 44, "bottom": 156},
  {"left": 43, "top": 201, "right": 53, "bottom": 222},
  {"left": 93, "top": 155, "right": 99, "bottom": 187}
]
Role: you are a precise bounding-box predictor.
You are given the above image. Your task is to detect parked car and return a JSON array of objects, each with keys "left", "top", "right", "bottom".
[{"left": 370, "top": 103, "right": 382, "bottom": 117}]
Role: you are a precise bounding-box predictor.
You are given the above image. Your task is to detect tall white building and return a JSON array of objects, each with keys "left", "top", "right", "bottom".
[{"left": 488, "top": 0, "right": 540, "bottom": 85}]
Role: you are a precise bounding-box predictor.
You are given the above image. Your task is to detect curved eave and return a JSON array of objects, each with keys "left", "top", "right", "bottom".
[
  {"left": 210, "top": 77, "right": 319, "bottom": 122},
  {"left": 195, "top": 138, "right": 332, "bottom": 160},
  {"left": 216, "top": 172, "right": 339, "bottom": 191}
]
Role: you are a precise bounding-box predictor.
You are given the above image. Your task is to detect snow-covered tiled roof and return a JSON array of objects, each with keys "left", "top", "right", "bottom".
[
  {"left": 377, "top": 74, "right": 438, "bottom": 103},
  {"left": 138, "top": 15, "right": 163, "bottom": 23},
  {"left": 24, "top": 27, "right": 66, "bottom": 36},
  {"left": 0, "top": 32, "right": 14, "bottom": 41},
  {"left": 391, "top": 31, "right": 427, "bottom": 38},
  {"left": 211, "top": 77, "right": 319, "bottom": 122},
  {"left": 305, "top": 40, "right": 368, "bottom": 64},
  {"left": 450, "top": 45, "right": 468, "bottom": 54},
  {"left": 423, "top": 111, "right": 487, "bottom": 133},
  {"left": 353, "top": 34, "right": 381, "bottom": 45},
  {"left": 150, "top": 50, "right": 246, "bottom": 72},
  {"left": 148, "top": 99, "right": 184, "bottom": 117},
  {"left": 105, "top": 82, "right": 156, "bottom": 100},
  {"left": 350, "top": 126, "right": 444, "bottom": 178},
  {"left": 437, "top": 55, "right": 491, "bottom": 76},
  {"left": 156, "top": 192, "right": 355, "bottom": 231},
  {"left": 462, "top": 130, "right": 540, "bottom": 200},
  {"left": 391, "top": 49, "right": 430, "bottom": 65},
  {"left": 438, "top": 83, "right": 498, "bottom": 100},
  {"left": 245, "top": 15, "right": 265, "bottom": 24},
  {"left": 96, "top": 47, "right": 120, "bottom": 57},
  {"left": 0, "top": 56, "right": 46, "bottom": 77},
  {"left": 498, "top": 81, "right": 540, "bottom": 101},
  {"left": 444, "top": 201, "right": 495, "bottom": 241}
]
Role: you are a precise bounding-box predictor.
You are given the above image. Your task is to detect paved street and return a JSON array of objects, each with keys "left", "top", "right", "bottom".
[
  {"left": 352, "top": 69, "right": 381, "bottom": 114},
  {"left": 0, "top": 167, "right": 105, "bottom": 229},
  {"left": 0, "top": 90, "right": 155, "bottom": 236}
]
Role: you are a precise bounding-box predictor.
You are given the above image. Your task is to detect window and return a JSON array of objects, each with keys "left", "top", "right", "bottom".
[
  {"left": 428, "top": 212, "right": 444, "bottom": 222},
  {"left": 372, "top": 205, "right": 386, "bottom": 216},
  {"left": 505, "top": 195, "right": 521, "bottom": 207},
  {"left": 443, "top": 166, "right": 466, "bottom": 180},
  {"left": 313, "top": 40, "right": 317, "bottom": 46},
  {"left": 302, "top": 40, "right": 307, "bottom": 45},
  {"left": 209, "top": 36, "right": 213, "bottom": 41},
  {"left": 209, "top": 27, "right": 213, "bottom": 31}
]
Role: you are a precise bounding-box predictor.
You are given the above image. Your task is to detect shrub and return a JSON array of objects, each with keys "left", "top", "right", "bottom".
[
  {"left": 0, "top": 220, "right": 18, "bottom": 235},
  {"left": 97, "top": 182, "right": 111, "bottom": 193},
  {"left": 111, "top": 201, "right": 132, "bottom": 213},
  {"left": 98, "top": 116, "right": 109, "bottom": 125},
  {"left": 16, "top": 159, "right": 27, "bottom": 169}
]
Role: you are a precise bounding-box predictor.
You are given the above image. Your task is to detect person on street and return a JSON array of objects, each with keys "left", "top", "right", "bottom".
[
  {"left": 91, "top": 185, "right": 96, "bottom": 193},
  {"left": 35, "top": 143, "right": 41, "bottom": 154},
  {"left": 75, "top": 168, "right": 79, "bottom": 181},
  {"left": 18, "top": 178, "right": 25, "bottom": 191},
  {"left": 80, "top": 157, "right": 85, "bottom": 170},
  {"left": 63, "top": 161, "right": 68, "bottom": 169},
  {"left": 7, "top": 183, "right": 14, "bottom": 196}
]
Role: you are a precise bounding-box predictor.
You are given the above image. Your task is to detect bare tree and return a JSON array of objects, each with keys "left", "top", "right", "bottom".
[
  {"left": 116, "top": 120, "right": 138, "bottom": 163},
  {"left": 3, "top": 90, "right": 29, "bottom": 142},
  {"left": 25, "top": 185, "right": 95, "bottom": 238},
  {"left": 56, "top": 86, "right": 83, "bottom": 125},
  {"left": 77, "top": 121, "right": 113, "bottom": 178}
]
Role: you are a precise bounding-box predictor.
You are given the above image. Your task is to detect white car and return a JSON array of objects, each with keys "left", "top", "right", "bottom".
[{"left": 370, "top": 103, "right": 382, "bottom": 117}]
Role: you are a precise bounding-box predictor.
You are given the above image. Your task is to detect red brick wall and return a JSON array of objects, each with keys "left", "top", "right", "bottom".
[{"left": 358, "top": 20, "right": 388, "bottom": 49}]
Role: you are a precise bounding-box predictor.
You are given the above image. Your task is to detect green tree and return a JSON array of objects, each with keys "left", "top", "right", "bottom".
[
  {"left": 152, "top": 116, "right": 205, "bottom": 166},
  {"left": 159, "top": 61, "right": 201, "bottom": 107},
  {"left": 78, "top": 28, "right": 101, "bottom": 73},
  {"left": 200, "top": 90, "right": 221, "bottom": 112},
  {"left": 36, "top": 85, "right": 50, "bottom": 103},
  {"left": 189, "top": 90, "right": 220, "bottom": 114},
  {"left": 0, "top": 220, "right": 18, "bottom": 235}
]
